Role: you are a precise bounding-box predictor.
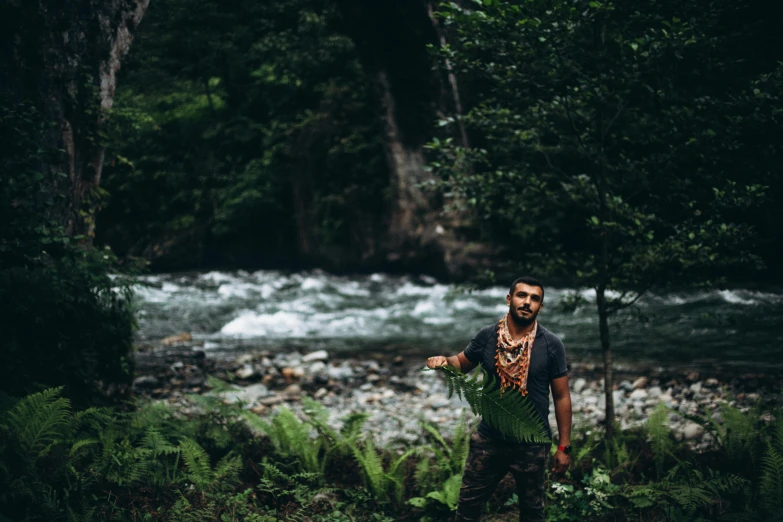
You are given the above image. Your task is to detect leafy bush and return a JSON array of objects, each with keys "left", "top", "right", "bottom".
[{"left": 0, "top": 100, "right": 135, "bottom": 407}]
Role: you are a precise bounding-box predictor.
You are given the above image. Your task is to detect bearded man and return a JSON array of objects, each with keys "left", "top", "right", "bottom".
[{"left": 426, "top": 276, "right": 572, "bottom": 522}]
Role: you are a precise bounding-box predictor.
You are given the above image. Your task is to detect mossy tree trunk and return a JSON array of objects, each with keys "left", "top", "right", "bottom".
[{"left": 1, "top": 0, "right": 150, "bottom": 239}]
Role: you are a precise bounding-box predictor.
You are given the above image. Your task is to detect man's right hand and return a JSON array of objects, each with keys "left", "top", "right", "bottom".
[{"left": 426, "top": 356, "right": 449, "bottom": 369}]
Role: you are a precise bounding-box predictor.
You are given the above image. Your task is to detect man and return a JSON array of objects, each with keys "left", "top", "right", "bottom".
[{"left": 426, "top": 276, "right": 572, "bottom": 522}]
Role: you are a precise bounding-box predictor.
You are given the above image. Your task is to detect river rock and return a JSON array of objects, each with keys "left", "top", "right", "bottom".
[
  {"left": 613, "top": 390, "right": 626, "bottom": 405},
  {"left": 686, "top": 371, "right": 700, "bottom": 382},
  {"left": 327, "top": 363, "right": 355, "bottom": 381},
  {"left": 704, "top": 377, "right": 719, "bottom": 387},
  {"left": 219, "top": 383, "right": 270, "bottom": 405},
  {"left": 236, "top": 365, "right": 255, "bottom": 379},
  {"left": 619, "top": 380, "right": 634, "bottom": 392},
  {"left": 632, "top": 377, "right": 649, "bottom": 390},
  {"left": 648, "top": 386, "right": 662, "bottom": 398},
  {"left": 309, "top": 361, "right": 327, "bottom": 375},
  {"left": 629, "top": 389, "right": 648, "bottom": 401},
  {"left": 681, "top": 422, "right": 705, "bottom": 440},
  {"left": 281, "top": 367, "right": 305, "bottom": 382},
  {"left": 690, "top": 382, "right": 702, "bottom": 394},
  {"left": 573, "top": 378, "right": 587, "bottom": 394},
  {"left": 133, "top": 375, "right": 160, "bottom": 389},
  {"left": 303, "top": 350, "right": 329, "bottom": 362},
  {"left": 160, "top": 332, "right": 192, "bottom": 345}
]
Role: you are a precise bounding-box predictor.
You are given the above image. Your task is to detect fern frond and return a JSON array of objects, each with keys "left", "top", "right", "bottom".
[
  {"left": 340, "top": 412, "right": 369, "bottom": 440},
  {"left": 214, "top": 453, "right": 243, "bottom": 487},
  {"left": 427, "top": 366, "right": 549, "bottom": 443},
  {"left": 69, "top": 437, "right": 100, "bottom": 457},
  {"left": 7, "top": 387, "right": 73, "bottom": 456},
  {"left": 450, "top": 412, "right": 471, "bottom": 475},
  {"left": 350, "top": 437, "right": 386, "bottom": 498},
  {"left": 760, "top": 443, "right": 783, "bottom": 512},
  {"left": 646, "top": 401, "right": 673, "bottom": 479},
  {"left": 179, "top": 438, "right": 213, "bottom": 488}
]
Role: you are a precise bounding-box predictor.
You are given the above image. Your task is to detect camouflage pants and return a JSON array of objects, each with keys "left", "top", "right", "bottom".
[{"left": 455, "top": 431, "right": 549, "bottom": 522}]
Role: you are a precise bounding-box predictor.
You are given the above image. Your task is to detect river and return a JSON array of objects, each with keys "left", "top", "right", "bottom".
[{"left": 132, "top": 270, "right": 783, "bottom": 371}]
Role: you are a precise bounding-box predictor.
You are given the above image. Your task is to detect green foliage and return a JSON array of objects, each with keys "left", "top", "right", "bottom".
[
  {"left": 428, "top": 366, "right": 549, "bottom": 443},
  {"left": 99, "top": 0, "right": 389, "bottom": 269},
  {"left": 548, "top": 467, "right": 617, "bottom": 521},
  {"left": 0, "top": 100, "right": 136, "bottom": 406},
  {"left": 760, "top": 417, "right": 783, "bottom": 513},
  {"left": 431, "top": 0, "right": 773, "bottom": 432},
  {"left": 243, "top": 406, "right": 324, "bottom": 475},
  {"left": 646, "top": 401, "right": 674, "bottom": 479}
]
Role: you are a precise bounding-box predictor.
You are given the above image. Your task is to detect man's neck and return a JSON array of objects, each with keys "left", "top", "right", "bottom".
[{"left": 506, "top": 313, "right": 536, "bottom": 339}]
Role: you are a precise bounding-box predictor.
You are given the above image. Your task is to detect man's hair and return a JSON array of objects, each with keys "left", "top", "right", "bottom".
[{"left": 508, "top": 276, "right": 545, "bottom": 302}]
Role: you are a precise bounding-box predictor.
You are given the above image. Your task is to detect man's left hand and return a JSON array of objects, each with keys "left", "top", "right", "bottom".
[{"left": 551, "top": 450, "right": 570, "bottom": 474}]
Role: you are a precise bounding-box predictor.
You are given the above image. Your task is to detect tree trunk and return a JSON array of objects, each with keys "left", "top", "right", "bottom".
[
  {"left": 377, "top": 69, "right": 432, "bottom": 257},
  {"left": 1, "top": 0, "right": 150, "bottom": 239},
  {"left": 596, "top": 286, "right": 615, "bottom": 438},
  {"left": 427, "top": 1, "right": 469, "bottom": 150}
]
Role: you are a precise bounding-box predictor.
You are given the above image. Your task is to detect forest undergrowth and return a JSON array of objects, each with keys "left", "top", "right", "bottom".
[{"left": 1, "top": 373, "right": 782, "bottom": 522}]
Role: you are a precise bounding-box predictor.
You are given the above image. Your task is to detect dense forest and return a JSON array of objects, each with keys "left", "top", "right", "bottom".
[{"left": 2, "top": 0, "right": 783, "bottom": 520}]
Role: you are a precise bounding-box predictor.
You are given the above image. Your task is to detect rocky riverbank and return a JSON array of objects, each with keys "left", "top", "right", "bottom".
[{"left": 133, "top": 337, "right": 783, "bottom": 451}]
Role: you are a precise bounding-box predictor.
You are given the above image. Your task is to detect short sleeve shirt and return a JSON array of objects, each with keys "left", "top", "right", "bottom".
[{"left": 463, "top": 321, "right": 568, "bottom": 443}]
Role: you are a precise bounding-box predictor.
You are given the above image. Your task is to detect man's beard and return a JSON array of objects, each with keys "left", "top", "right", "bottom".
[{"left": 508, "top": 306, "right": 537, "bottom": 327}]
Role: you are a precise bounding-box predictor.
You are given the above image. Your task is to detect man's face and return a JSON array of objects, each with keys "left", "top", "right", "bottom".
[{"left": 506, "top": 283, "right": 544, "bottom": 325}]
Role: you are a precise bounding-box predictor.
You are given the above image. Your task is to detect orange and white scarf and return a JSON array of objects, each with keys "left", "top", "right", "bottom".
[{"left": 494, "top": 315, "right": 537, "bottom": 395}]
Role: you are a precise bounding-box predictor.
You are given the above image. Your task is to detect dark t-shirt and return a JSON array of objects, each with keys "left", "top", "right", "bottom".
[{"left": 463, "top": 321, "right": 568, "bottom": 443}]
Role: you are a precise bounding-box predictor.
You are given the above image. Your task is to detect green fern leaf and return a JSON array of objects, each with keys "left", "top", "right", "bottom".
[
  {"left": 426, "top": 367, "right": 549, "bottom": 444},
  {"left": 7, "top": 387, "right": 73, "bottom": 457},
  {"left": 179, "top": 438, "right": 213, "bottom": 488}
]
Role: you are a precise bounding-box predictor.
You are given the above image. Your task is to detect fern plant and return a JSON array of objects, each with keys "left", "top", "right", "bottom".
[
  {"left": 348, "top": 435, "right": 418, "bottom": 504},
  {"left": 425, "top": 366, "right": 549, "bottom": 444},
  {"left": 760, "top": 416, "right": 783, "bottom": 514},
  {"left": 242, "top": 406, "right": 325, "bottom": 476},
  {"left": 414, "top": 412, "right": 472, "bottom": 493},
  {"left": 646, "top": 401, "right": 674, "bottom": 479}
]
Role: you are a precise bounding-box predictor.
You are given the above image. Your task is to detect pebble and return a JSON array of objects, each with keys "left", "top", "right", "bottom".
[
  {"left": 236, "top": 365, "right": 255, "bottom": 379},
  {"left": 303, "top": 350, "right": 329, "bottom": 362}
]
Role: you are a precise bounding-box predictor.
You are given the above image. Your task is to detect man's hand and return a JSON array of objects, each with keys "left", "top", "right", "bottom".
[
  {"left": 551, "top": 450, "right": 570, "bottom": 474},
  {"left": 426, "top": 356, "right": 449, "bottom": 369}
]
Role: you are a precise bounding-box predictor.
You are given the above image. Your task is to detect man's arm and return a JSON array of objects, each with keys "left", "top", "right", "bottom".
[
  {"left": 551, "top": 375, "right": 572, "bottom": 473},
  {"left": 426, "top": 352, "right": 478, "bottom": 373}
]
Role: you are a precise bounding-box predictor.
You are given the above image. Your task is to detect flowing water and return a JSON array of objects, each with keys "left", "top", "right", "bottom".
[{"left": 132, "top": 270, "right": 783, "bottom": 371}]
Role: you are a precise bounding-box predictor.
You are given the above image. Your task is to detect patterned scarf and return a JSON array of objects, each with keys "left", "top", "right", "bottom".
[{"left": 494, "top": 315, "right": 537, "bottom": 396}]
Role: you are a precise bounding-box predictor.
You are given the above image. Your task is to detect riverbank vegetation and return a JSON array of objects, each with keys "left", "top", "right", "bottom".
[
  {"left": 2, "top": 0, "right": 783, "bottom": 519},
  {"left": 2, "top": 381, "right": 782, "bottom": 521}
]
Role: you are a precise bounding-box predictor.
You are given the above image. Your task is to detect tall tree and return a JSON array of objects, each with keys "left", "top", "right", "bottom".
[
  {"left": 1, "top": 0, "right": 150, "bottom": 238},
  {"left": 430, "top": 0, "right": 770, "bottom": 436}
]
